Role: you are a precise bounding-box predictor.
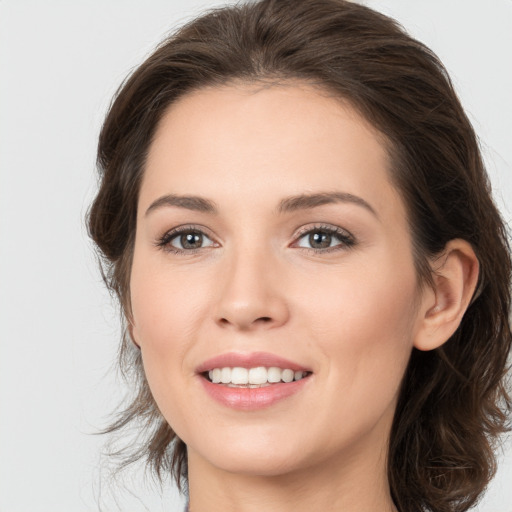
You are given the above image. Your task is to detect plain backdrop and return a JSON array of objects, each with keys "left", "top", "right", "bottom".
[{"left": 0, "top": 1, "right": 511, "bottom": 511}]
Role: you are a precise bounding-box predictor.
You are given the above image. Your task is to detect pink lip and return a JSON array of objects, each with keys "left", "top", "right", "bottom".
[{"left": 196, "top": 352, "right": 312, "bottom": 411}]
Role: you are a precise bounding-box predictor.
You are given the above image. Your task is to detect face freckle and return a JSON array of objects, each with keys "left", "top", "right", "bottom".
[{"left": 129, "top": 82, "right": 426, "bottom": 479}]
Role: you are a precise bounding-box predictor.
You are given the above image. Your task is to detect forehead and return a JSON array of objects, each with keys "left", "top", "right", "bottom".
[{"left": 141, "top": 82, "right": 404, "bottom": 223}]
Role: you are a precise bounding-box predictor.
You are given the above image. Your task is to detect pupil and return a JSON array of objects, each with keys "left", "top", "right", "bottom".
[
  {"left": 181, "top": 232, "right": 202, "bottom": 249},
  {"left": 310, "top": 232, "right": 331, "bottom": 248}
]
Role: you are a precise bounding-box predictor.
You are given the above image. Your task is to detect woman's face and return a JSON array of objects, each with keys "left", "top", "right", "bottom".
[{"left": 130, "top": 83, "right": 429, "bottom": 477}]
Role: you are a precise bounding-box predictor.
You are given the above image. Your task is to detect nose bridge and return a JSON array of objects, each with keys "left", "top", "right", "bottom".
[{"left": 215, "top": 238, "right": 288, "bottom": 330}]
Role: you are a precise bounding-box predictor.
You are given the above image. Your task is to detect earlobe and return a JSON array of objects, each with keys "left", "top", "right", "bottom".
[{"left": 414, "top": 239, "right": 480, "bottom": 351}]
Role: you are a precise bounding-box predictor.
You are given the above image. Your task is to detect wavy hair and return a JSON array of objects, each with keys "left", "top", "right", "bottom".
[{"left": 88, "top": 1, "right": 512, "bottom": 510}]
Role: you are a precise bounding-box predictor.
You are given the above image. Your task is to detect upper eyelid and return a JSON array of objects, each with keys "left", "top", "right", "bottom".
[
  {"left": 160, "top": 223, "right": 351, "bottom": 236},
  {"left": 293, "top": 223, "right": 354, "bottom": 239},
  {"left": 161, "top": 224, "right": 216, "bottom": 238}
]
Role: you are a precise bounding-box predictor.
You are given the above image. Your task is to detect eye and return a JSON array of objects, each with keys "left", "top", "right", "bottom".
[
  {"left": 157, "top": 227, "right": 217, "bottom": 254},
  {"left": 294, "top": 225, "right": 355, "bottom": 252},
  {"left": 172, "top": 231, "right": 213, "bottom": 250}
]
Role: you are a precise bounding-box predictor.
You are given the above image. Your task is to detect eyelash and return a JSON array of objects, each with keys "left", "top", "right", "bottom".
[{"left": 156, "top": 224, "right": 356, "bottom": 255}]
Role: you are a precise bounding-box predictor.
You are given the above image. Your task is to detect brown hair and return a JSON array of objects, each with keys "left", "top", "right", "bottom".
[{"left": 88, "top": 1, "right": 512, "bottom": 510}]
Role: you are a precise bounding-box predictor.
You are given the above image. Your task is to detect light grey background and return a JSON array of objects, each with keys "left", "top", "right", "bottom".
[{"left": 0, "top": 1, "right": 510, "bottom": 511}]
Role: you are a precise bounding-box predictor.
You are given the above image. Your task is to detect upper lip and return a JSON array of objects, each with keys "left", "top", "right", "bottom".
[{"left": 196, "top": 351, "right": 311, "bottom": 373}]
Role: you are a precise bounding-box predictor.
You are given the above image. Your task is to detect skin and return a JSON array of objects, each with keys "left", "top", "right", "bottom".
[{"left": 130, "top": 82, "right": 479, "bottom": 512}]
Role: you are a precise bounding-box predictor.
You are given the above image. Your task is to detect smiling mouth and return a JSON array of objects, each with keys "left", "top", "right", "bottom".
[{"left": 202, "top": 366, "right": 312, "bottom": 387}]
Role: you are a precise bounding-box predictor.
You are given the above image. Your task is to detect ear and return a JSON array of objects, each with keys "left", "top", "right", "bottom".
[{"left": 414, "top": 239, "right": 479, "bottom": 351}]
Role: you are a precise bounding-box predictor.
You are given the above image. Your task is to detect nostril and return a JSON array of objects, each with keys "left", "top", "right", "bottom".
[{"left": 217, "top": 316, "right": 273, "bottom": 327}]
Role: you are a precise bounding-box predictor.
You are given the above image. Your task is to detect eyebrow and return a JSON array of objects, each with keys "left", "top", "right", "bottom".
[
  {"left": 145, "top": 194, "right": 218, "bottom": 216},
  {"left": 145, "top": 191, "right": 377, "bottom": 218},
  {"left": 277, "top": 192, "right": 378, "bottom": 217}
]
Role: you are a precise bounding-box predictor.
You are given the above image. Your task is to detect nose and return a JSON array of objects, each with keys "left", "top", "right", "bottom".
[{"left": 214, "top": 247, "right": 290, "bottom": 331}]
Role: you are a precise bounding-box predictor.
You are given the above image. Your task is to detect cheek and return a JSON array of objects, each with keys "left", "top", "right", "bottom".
[
  {"left": 129, "top": 256, "right": 203, "bottom": 418},
  {"left": 302, "top": 252, "right": 418, "bottom": 337},
  {"left": 130, "top": 255, "right": 209, "bottom": 352},
  {"left": 129, "top": 257, "right": 210, "bottom": 435},
  {"left": 301, "top": 255, "right": 418, "bottom": 399}
]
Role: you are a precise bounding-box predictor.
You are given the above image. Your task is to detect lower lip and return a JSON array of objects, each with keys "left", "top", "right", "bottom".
[{"left": 199, "top": 376, "right": 310, "bottom": 410}]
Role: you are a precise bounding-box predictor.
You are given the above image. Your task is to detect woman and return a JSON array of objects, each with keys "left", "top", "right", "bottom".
[{"left": 88, "top": 0, "right": 511, "bottom": 510}]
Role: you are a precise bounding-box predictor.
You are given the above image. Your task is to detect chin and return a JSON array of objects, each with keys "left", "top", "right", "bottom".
[
  {"left": 206, "top": 449, "right": 308, "bottom": 478},
  {"left": 183, "top": 424, "right": 312, "bottom": 477}
]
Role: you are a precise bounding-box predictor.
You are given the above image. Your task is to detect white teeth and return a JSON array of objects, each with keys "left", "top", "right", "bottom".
[
  {"left": 282, "top": 369, "right": 294, "bottom": 383},
  {"left": 206, "top": 366, "right": 309, "bottom": 385},
  {"left": 212, "top": 368, "right": 221, "bottom": 384},
  {"left": 267, "top": 367, "right": 282, "bottom": 383},
  {"left": 220, "top": 367, "right": 231, "bottom": 384},
  {"left": 231, "top": 367, "right": 249, "bottom": 385},
  {"left": 248, "top": 367, "right": 268, "bottom": 385}
]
